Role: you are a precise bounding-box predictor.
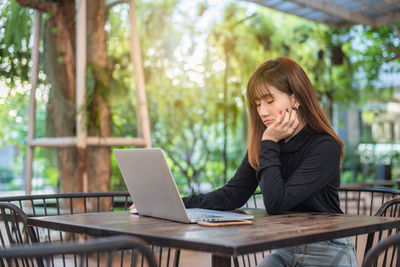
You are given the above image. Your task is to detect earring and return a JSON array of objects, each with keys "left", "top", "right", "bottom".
[{"left": 293, "top": 105, "right": 300, "bottom": 111}]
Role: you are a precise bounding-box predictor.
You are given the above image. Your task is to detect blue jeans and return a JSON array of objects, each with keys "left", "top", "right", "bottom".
[{"left": 257, "top": 237, "right": 358, "bottom": 267}]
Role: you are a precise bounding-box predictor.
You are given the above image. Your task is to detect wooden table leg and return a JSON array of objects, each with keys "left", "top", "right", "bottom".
[{"left": 212, "top": 255, "right": 231, "bottom": 267}]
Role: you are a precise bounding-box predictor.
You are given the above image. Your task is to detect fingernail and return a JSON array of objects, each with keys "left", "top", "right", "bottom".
[
  {"left": 286, "top": 108, "right": 289, "bottom": 112},
  {"left": 279, "top": 111, "right": 282, "bottom": 115}
]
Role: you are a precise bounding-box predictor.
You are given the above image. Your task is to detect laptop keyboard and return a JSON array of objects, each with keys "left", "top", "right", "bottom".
[{"left": 186, "top": 211, "right": 223, "bottom": 220}]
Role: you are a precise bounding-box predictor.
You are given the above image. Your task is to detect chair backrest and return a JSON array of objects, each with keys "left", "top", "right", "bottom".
[
  {"left": 245, "top": 187, "right": 400, "bottom": 212},
  {"left": 0, "top": 235, "right": 158, "bottom": 267},
  {"left": 362, "top": 232, "right": 400, "bottom": 267},
  {"left": 0, "top": 202, "right": 38, "bottom": 247},
  {"left": 375, "top": 198, "right": 400, "bottom": 217},
  {"left": 0, "top": 192, "right": 132, "bottom": 244},
  {"left": 364, "top": 197, "right": 400, "bottom": 263},
  {"left": 338, "top": 187, "right": 400, "bottom": 216},
  {"left": 0, "top": 192, "right": 133, "bottom": 217}
]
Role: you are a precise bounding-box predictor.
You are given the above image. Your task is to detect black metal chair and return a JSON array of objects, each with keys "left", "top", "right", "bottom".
[
  {"left": 339, "top": 187, "right": 400, "bottom": 261},
  {"left": 0, "top": 191, "right": 133, "bottom": 217},
  {"left": 0, "top": 202, "right": 39, "bottom": 247},
  {"left": 0, "top": 192, "right": 180, "bottom": 267},
  {"left": 374, "top": 197, "right": 400, "bottom": 217},
  {"left": 362, "top": 232, "right": 400, "bottom": 267},
  {"left": 363, "top": 198, "right": 400, "bottom": 265},
  {"left": 0, "top": 235, "right": 158, "bottom": 267},
  {"left": 338, "top": 187, "right": 400, "bottom": 216},
  {"left": 0, "top": 192, "right": 133, "bottom": 245},
  {"left": 244, "top": 187, "right": 400, "bottom": 214}
]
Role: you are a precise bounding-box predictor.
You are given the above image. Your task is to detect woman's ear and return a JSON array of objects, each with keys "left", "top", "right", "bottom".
[{"left": 290, "top": 94, "right": 300, "bottom": 108}]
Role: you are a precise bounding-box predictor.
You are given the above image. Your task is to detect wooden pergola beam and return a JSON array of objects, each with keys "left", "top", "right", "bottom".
[
  {"left": 247, "top": 0, "right": 400, "bottom": 28},
  {"left": 25, "top": 10, "right": 40, "bottom": 195},
  {"left": 129, "top": 0, "right": 151, "bottom": 148},
  {"left": 357, "top": 0, "right": 388, "bottom": 14},
  {"left": 76, "top": 0, "right": 88, "bottom": 193},
  {"left": 354, "top": 0, "right": 400, "bottom": 27},
  {"left": 29, "top": 137, "right": 77, "bottom": 147},
  {"left": 290, "top": 0, "right": 375, "bottom": 26},
  {"left": 383, "top": 0, "right": 400, "bottom": 9},
  {"left": 376, "top": 12, "right": 400, "bottom": 28},
  {"left": 28, "top": 137, "right": 148, "bottom": 147},
  {"left": 87, "top": 137, "right": 148, "bottom": 146}
]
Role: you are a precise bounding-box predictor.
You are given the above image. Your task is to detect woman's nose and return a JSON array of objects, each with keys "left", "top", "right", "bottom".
[{"left": 258, "top": 103, "right": 269, "bottom": 116}]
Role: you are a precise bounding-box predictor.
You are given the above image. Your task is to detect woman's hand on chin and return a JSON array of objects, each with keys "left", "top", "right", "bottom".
[{"left": 262, "top": 107, "right": 300, "bottom": 142}]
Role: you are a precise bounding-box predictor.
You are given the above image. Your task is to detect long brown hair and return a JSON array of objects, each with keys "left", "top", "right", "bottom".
[{"left": 246, "top": 57, "right": 344, "bottom": 169}]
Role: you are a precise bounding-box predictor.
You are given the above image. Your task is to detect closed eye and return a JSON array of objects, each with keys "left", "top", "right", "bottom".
[{"left": 255, "top": 97, "right": 273, "bottom": 107}]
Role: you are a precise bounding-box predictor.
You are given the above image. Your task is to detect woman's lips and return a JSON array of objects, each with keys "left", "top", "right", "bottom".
[{"left": 263, "top": 119, "right": 274, "bottom": 126}]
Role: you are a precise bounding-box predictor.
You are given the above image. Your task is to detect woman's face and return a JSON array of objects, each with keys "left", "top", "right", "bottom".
[{"left": 254, "top": 86, "right": 297, "bottom": 128}]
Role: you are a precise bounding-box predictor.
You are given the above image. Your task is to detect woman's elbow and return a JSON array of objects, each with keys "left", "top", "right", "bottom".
[
  {"left": 264, "top": 201, "right": 285, "bottom": 215},
  {"left": 265, "top": 207, "right": 283, "bottom": 215}
]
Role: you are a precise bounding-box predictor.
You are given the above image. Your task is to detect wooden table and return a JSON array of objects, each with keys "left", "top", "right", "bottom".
[{"left": 28, "top": 209, "right": 400, "bottom": 267}]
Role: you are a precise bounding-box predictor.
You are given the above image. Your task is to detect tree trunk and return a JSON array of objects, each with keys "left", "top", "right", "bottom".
[
  {"left": 222, "top": 49, "right": 230, "bottom": 185},
  {"left": 43, "top": 1, "right": 79, "bottom": 194},
  {"left": 241, "top": 98, "right": 248, "bottom": 153},
  {"left": 86, "top": 0, "right": 112, "bottom": 195},
  {"left": 326, "top": 91, "right": 334, "bottom": 123}
]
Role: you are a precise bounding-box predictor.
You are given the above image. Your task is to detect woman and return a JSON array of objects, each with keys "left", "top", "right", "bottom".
[{"left": 182, "top": 57, "right": 358, "bottom": 266}]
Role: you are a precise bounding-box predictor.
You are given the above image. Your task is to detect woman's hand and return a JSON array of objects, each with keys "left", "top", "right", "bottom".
[
  {"left": 129, "top": 203, "right": 138, "bottom": 214},
  {"left": 262, "top": 107, "right": 300, "bottom": 142}
]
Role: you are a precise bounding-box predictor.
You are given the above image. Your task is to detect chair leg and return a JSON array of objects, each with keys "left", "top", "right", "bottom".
[
  {"left": 365, "top": 233, "right": 375, "bottom": 256},
  {"left": 233, "top": 256, "right": 240, "bottom": 267},
  {"left": 173, "top": 249, "right": 181, "bottom": 267}
]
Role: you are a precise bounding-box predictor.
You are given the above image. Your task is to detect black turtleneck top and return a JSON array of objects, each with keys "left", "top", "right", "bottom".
[{"left": 182, "top": 126, "right": 343, "bottom": 215}]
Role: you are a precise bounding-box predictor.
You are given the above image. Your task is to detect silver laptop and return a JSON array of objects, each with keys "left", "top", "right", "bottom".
[{"left": 113, "top": 148, "right": 254, "bottom": 223}]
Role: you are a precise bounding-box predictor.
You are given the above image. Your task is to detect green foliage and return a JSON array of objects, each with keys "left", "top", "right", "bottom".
[
  {"left": 340, "top": 170, "right": 369, "bottom": 185},
  {"left": 0, "top": 0, "right": 34, "bottom": 86},
  {"left": 0, "top": 82, "right": 29, "bottom": 148},
  {"left": 110, "top": 148, "right": 127, "bottom": 191},
  {"left": 392, "top": 151, "right": 400, "bottom": 180},
  {"left": 106, "top": 5, "right": 138, "bottom": 137},
  {"left": 0, "top": 1, "right": 55, "bottom": 191},
  {"left": 85, "top": 61, "right": 113, "bottom": 134},
  {"left": 32, "top": 147, "right": 59, "bottom": 189},
  {"left": 349, "top": 24, "right": 400, "bottom": 102},
  {"left": 0, "top": 167, "right": 14, "bottom": 184}
]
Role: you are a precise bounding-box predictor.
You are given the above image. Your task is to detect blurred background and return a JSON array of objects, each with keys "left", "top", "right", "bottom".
[{"left": 0, "top": 0, "right": 399, "bottom": 196}]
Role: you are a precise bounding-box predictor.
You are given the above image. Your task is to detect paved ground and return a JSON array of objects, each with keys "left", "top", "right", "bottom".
[{"left": 176, "top": 250, "right": 211, "bottom": 266}]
